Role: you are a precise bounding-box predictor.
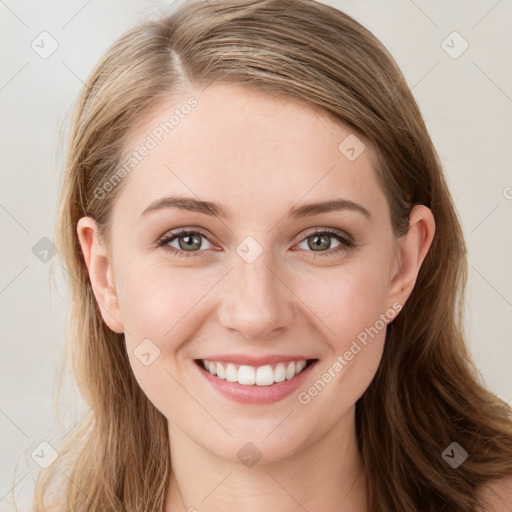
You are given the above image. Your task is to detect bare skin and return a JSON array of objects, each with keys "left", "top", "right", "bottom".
[{"left": 77, "top": 84, "right": 435, "bottom": 511}]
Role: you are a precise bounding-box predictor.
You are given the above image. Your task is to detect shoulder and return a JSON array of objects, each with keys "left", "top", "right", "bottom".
[{"left": 475, "top": 475, "right": 512, "bottom": 511}]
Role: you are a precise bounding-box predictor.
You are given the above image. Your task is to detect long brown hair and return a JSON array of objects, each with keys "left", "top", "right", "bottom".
[{"left": 20, "top": 1, "right": 512, "bottom": 510}]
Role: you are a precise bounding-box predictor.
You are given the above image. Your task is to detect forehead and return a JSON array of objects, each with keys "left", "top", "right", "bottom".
[{"left": 113, "top": 84, "right": 385, "bottom": 221}]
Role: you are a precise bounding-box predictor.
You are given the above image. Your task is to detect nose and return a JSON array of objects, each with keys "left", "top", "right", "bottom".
[{"left": 217, "top": 246, "right": 295, "bottom": 340}]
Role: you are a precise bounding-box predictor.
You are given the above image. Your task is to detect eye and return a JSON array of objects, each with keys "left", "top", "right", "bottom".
[
  {"left": 156, "top": 227, "right": 355, "bottom": 258},
  {"left": 156, "top": 229, "right": 214, "bottom": 257},
  {"left": 294, "top": 228, "right": 354, "bottom": 257}
]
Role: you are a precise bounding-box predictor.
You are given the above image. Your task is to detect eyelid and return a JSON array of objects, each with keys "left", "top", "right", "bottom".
[
  {"left": 292, "top": 226, "right": 353, "bottom": 246},
  {"left": 155, "top": 227, "right": 216, "bottom": 251},
  {"left": 156, "top": 226, "right": 355, "bottom": 257}
]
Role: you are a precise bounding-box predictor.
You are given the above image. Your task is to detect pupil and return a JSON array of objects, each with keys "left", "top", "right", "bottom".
[
  {"left": 310, "top": 234, "right": 330, "bottom": 251},
  {"left": 180, "top": 234, "right": 201, "bottom": 251}
]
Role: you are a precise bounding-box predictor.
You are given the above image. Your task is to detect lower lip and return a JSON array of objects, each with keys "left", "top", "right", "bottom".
[{"left": 194, "top": 359, "right": 318, "bottom": 405}]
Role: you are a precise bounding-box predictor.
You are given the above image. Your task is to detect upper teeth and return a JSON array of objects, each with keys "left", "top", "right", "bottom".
[{"left": 201, "top": 359, "right": 308, "bottom": 386}]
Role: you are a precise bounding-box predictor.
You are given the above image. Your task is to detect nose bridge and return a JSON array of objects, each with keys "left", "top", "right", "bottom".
[{"left": 217, "top": 237, "right": 293, "bottom": 339}]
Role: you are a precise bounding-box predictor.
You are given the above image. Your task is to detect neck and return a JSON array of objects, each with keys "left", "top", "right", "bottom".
[{"left": 164, "top": 405, "right": 368, "bottom": 512}]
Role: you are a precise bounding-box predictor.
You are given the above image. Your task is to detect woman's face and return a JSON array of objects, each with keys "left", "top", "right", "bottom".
[{"left": 78, "top": 84, "right": 433, "bottom": 464}]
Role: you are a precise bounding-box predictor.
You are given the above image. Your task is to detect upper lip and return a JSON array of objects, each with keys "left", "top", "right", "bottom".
[{"left": 195, "top": 354, "right": 317, "bottom": 366}]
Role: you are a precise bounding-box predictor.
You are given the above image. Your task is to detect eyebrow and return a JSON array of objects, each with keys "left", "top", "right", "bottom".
[{"left": 141, "top": 195, "right": 372, "bottom": 220}]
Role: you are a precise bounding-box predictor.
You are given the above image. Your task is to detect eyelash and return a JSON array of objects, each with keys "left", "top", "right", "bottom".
[{"left": 155, "top": 228, "right": 355, "bottom": 258}]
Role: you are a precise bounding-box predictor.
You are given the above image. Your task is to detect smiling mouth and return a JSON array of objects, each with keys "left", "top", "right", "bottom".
[{"left": 195, "top": 358, "right": 318, "bottom": 386}]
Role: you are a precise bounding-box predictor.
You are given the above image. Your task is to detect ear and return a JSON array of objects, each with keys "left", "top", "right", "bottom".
[
  {"left": 387, "top": 204, "right": 435, "bottom": 310},
  {"left": 76, "top": 217, "right": 124, "bottom": 333}
]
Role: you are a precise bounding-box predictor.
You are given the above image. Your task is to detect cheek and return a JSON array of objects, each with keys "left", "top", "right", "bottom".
[
  {"left": 294, "top": 257, "right": 391, "bottom": 348},
  {"left": 117, "top": 247, "right": 393, "bottom": 421},
  {"left": 291, "top": 258, "right": 391, "bottom": 401},
  {"left": 117, "top": 262, "right": 222, "bottom": 391},
  {"left": 119, "top": 251, "right": 392, "bottom": 363},
  {"left": 293, "top": 264, "right": 390, "bottom": 420},
  {"left": 117, "top": 259, "right": 214, "bottom": 338},
  {"left": 118, "top": 264, "right": 211, "bottom": 418}
]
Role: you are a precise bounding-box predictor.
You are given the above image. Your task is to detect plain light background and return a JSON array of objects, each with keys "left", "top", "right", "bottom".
[{"left": 1, "top": 0, "right": 511, "bottom": 509}]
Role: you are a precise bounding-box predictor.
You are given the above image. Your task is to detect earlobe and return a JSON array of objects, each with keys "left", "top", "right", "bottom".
[
  {"left": 387, "top": 205, "right": 436, "bottom": 310},
  {"left": 76, "top": 217, "right": 124, "bottom": 334}
]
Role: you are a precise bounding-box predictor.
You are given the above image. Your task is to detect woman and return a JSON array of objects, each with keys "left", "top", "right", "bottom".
[{"left": 27, "top": 0, "right": 512, "bottom": 510}]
